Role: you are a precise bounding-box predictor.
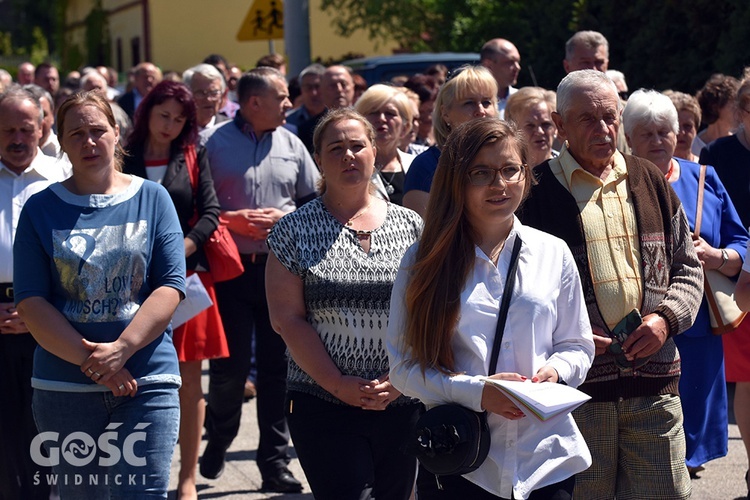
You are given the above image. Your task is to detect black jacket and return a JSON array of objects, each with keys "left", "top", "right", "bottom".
[{"left": 123, "top": 144, "right": 220, "bottom": 271}]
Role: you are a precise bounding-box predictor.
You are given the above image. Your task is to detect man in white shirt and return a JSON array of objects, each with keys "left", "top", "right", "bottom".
[
  {"left": 22, "top": 84, "right": 61, "bottom": 158},
  {"left": 480, "top": 38, "right": 521, "bottom": 119},
  {"left": 0, "top": 86, "right": 68, "bottom": 499}
]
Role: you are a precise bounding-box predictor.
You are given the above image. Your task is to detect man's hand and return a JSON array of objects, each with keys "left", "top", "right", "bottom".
[
  {"left": 223, "top": 208, "right": 286, "bottom": 240},
  {"left": 591, "top": 325, "right": 612, "bottom": 356},
  {"left": 0, "top": 302, "right": 28, "bottom": 334},
  {"left": 621, "top": 313, "right": 668, "bottom": 361}
]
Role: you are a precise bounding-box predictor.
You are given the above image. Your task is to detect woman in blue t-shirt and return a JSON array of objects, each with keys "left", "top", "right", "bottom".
[{"left": 14, "top": 91, "right": 186, "bottom": 498}]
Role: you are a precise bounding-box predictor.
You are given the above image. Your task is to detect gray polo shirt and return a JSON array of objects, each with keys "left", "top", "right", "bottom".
[{"left": 200, "top": 117, "right": 320, "bottom": 254}]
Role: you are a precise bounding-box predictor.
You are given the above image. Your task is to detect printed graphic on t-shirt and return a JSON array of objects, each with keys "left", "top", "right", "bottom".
[{"left": 54, "top": 221, "right": 147, "bottom": 322}]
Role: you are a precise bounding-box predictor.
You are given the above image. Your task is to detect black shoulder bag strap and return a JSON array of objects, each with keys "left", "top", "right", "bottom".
[{"left": 488, "top": 235, "right": 523, "bottom": 375}]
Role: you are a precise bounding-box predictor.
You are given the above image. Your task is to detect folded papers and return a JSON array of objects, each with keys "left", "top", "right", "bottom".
[{"left": 484, "top": 379, "right": 591, "bottom": 423}]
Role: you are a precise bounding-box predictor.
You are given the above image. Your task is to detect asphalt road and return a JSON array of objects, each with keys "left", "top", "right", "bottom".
[{"left": 168, "top": 367, "right": 749, "bottom": 499}]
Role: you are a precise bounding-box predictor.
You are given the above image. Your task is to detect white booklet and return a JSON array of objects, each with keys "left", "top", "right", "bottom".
[
  {"left": 483, "top": 378, "right": 591, "bottom": 424},
  {"left": 172, "top": 273, "right": 213, "bottom": 328}
]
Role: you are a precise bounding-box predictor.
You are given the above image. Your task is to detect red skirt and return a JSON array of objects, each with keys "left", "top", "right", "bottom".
[
  {"left": 173, "top": 271, "right": 229, "bottom": 362},
  {"left": 723, "top": 314, "right": 750, "bottom": 382}
]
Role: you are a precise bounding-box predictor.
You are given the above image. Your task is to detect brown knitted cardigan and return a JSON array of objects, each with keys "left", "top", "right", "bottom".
[{"left": 519, "top": 154, "right": 703, "bottom": 402}]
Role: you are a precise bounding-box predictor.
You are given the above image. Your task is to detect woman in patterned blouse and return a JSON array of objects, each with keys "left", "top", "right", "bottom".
[{"left": 265, "top": 108, "right": 424, "bottom": 499}]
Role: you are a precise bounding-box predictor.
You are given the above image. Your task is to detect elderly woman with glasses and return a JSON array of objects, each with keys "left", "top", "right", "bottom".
[
  {"left": 388, "top": 118, "right": 594, "bottom": 499},
  {"left": 402, "top": 65, "right": 498, "bottom": 218},
  {"left": 623, "top": 89, "right": 749, "bottom": 479}
]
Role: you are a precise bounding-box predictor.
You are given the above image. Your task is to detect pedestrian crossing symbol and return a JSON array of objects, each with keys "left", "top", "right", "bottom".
[{"left": 237, "top": 0, "right": 284, "bottom": 41}]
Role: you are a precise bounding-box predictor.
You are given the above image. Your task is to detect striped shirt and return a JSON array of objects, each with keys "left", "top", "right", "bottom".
[{"left": 549, "top": 143, "right": 643, "bottom": 330}]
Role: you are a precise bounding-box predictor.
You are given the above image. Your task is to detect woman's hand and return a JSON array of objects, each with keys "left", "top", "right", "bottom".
[
  {"left": 184, "top": 237, "right": 197, "bottom": 258},
  {"left": 99, "top": 367, "right": 138, "bottom": 397},
  {"left": 330, "top": 375, "right": 377, "bottom": 407},
  {"left": 359, "top": 374, "right": 402, "bottom": 411},
  {"left": 80, "top": 338, "right": 133, "bottom": 383},
  {"left": 693, "top": 235, "right": 722, "bottom": 270},
  {"left": 532, "top": 365, "right": 559, "bottom": 383},
  {"left": 482, "top": 372, "right": 526, "bottom": 420}
]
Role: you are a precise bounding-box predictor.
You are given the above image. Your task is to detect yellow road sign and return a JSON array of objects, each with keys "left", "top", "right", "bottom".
[{"left": 237, "top": 0, "right": 284, "bottom": 41}]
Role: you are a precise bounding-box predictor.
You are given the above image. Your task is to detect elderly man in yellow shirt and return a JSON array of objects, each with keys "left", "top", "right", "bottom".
[{"left": 519, "top": 69, "right": 703, "bottom": 500}]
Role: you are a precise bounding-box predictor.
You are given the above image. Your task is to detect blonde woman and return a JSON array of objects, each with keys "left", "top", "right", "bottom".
[
  {"left": 355, "top": 84, "right": 416, "bottom": 205},
  {"left": 402, "top": 65, "right": 498, "bottom": 217}
]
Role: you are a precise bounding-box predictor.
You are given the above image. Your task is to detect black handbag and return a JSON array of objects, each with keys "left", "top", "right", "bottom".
[{"left": 407, "top": 236, "right": 523, "bottom": 476}]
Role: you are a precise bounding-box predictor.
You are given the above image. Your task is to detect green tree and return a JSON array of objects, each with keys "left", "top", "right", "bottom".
[
  {"left": 321, "top": 0, "right": 750, "bottom": 93},
  {"left": 85, "top": 0, "right": 111, "bottom": 67}
]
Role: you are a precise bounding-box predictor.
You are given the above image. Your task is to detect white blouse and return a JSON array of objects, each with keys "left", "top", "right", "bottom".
[{"left": 387, "top": 218, "right": 595, "bottom": 499}]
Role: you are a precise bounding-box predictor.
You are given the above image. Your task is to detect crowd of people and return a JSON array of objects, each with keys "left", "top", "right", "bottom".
[{"left": 1, "top": 29, "right": 750, "bottom": 500}]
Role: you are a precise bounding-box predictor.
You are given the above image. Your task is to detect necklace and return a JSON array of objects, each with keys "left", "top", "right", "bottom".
[
  {"left": 379, "top": 170, "right": 397, "bottom": 194},
  {"left": 489, "top": 240, "right": 506, "bottom": 264},
  {"left": 376, "top": 157, "right": 403, "bottom": 196},
  {"left": 324, "top": 197, "right": 372, "bottom": 227}
]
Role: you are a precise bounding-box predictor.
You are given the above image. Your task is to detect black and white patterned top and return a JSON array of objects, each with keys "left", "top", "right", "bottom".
[{"left": 267, "top": 197, "right": 423, "bottom": 405}]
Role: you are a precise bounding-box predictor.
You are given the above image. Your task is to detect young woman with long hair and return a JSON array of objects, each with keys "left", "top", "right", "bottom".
[{"left": 388, "top": 118, "right": 595, "bottom": 500}]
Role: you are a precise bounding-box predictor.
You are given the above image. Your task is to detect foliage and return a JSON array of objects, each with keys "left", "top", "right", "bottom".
[
  {"left": 321, "top": 0, "right": 750, "bottom": 93},
  {"left": 64, "top": 44, "right": 86, "bottom": 75},
  {"left": 30, "top": 27, "right": 50, "bottom": 64},
  {"left": 5, "top": 0, "right": 60, "bottom": 55},
  {"left": 0, "top": 0, "right": 61, "bottom": 68},
  {"left": 85, "top": 0, "right": 111, "bottom": 67},
  {"left": 0, "top": 32, "right": 13, "bottom": 57}
]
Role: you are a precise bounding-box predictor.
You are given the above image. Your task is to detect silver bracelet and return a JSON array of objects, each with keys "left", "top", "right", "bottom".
[{"left": 717, "top": 248, "right": 729, "bottom": 270}]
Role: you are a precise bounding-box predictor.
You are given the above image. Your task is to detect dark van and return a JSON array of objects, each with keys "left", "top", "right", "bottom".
[{"left": 342, "top": 52, "right": 480, "bottom": 85}]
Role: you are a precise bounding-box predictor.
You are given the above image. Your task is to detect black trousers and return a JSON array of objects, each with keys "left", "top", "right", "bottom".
[
  {"left": 0, "top": 326, "right": 50, "bottom": 500},
  {"left": 206, "top": 260, "right": 291, "bottom": 477},
  {"left": 286, "top": 391, "right": 422, "bottom": 500},
  {"left": 416, "top": 464, "right": 575, "bottom": 500}
]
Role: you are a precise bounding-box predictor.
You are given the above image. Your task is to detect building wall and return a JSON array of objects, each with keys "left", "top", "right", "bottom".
[
  {"left": 64, "top": 0, "right": 398, "bottom": 77},
  {"left": 64, "top": 0, "right": 143, "bottom": 71}
]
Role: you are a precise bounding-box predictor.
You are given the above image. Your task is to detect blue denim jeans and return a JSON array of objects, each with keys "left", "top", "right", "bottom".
[{"left": 31, "top": 383, "right": 179, "bottom": 499}]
